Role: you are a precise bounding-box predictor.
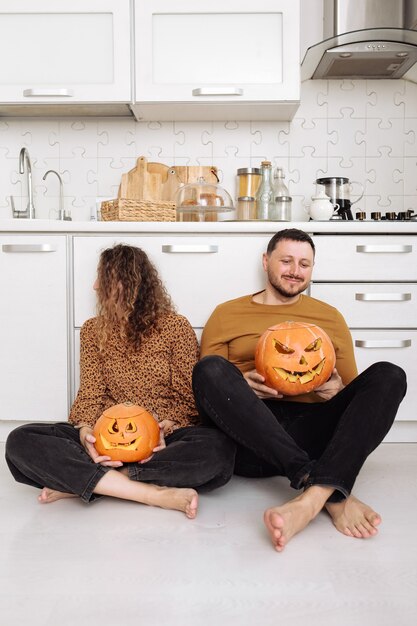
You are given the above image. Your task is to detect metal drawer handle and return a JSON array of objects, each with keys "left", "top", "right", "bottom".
[
  {"left": 355, "top": 339, "right": 411, "bottom": 348},
  {"left": 2, "top": 244, "right": 55, "bottom": 253},
  {"left": 192, "top": 87, "right": 243, "bottom": 96},
  {"left": 355, "top": 293, "right": 411, "bottom": 302},
  {"left": 23, "top": 88, "right": 74, "bottom": 98},
  {"left": 162, "top": 245, "right": 219, "bottom": 253},
  {"left": 356, "top": 244, "right": 412, "bottom": 253}
]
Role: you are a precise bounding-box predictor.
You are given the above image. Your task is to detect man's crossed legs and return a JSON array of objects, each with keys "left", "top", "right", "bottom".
[{"left": 192, "top": 356, "right": 406, "bottom": 551}]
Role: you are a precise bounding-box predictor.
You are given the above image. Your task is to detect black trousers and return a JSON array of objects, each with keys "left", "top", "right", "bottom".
[
  {"left": 192, "top": 356, "right": 407, "bottom": 503},
  {"left": 5, "top": 422, "right": 236, "bottom": 502}
]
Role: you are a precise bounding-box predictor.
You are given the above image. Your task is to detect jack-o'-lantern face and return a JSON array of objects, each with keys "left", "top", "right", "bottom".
[
  {"left": 255, "top": 321, "right": 336, "bottom": 396},
  {"left": 93, "top": 402, "right": 160, "bottom": 462}
]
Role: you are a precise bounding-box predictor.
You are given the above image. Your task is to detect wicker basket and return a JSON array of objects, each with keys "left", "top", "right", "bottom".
[{"left": 101, "top": 198, "right": 176, "bottom": 222}]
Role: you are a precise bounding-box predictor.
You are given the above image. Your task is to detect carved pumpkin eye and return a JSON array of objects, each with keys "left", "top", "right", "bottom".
[
  {"left": 108, "top": 419, "right": 119, "bottom": 434},
  {"left": 273, "top": 339, "right": 295, "bottom": 354},
  {"left": 125, "top": 421, "right": 137, "bottom": 433},
  {"left": 305, "top": 337, "right": 322, "bottom": 352}
]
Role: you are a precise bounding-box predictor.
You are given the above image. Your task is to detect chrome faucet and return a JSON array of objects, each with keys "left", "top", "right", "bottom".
[
  {"left": 18, "top": 147, "right": 36, "bottom": 219},
  {"left": 43, "top": 169, "right": 64, "bottom": 220}
]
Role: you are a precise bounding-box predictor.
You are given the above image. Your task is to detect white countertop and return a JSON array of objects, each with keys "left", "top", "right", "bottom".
[{"left": 1, "top": 218, "right": 417, "bottom": 234}]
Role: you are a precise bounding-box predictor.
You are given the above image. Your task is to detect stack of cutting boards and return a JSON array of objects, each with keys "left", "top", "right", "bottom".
[{"left": 117, "top": 156, "right": 219, "bottom": 203}]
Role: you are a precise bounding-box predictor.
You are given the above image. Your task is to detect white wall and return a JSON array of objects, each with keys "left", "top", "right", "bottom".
[{"left": 0, "top": 0, "right": 416, "bottom": 222}]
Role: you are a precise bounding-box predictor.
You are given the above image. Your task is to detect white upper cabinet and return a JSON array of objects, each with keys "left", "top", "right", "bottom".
[
  {"left": 0, "top": 0, "right": 131, "bottom": 104},
  {"left": 132, "top": 0, "right": 301, "bottom": 121}
]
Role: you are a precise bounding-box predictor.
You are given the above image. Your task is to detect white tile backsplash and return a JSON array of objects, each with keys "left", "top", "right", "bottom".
[{"left": 1, "top": 79, "right": 416, "bottom": 221}]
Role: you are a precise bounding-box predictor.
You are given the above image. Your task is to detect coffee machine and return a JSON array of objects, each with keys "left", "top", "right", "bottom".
[{"left": 315, "top": 177, "right": 364, "bottom": 220}]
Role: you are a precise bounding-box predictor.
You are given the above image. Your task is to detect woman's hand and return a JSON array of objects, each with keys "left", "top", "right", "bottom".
[
  {"left": 244, "top": 369, "right": 283, "bottom": 399},
  {"left": 315, "top": 368, "right": 344, "bottom": 401},
  {"left": 79, "top": 426, "right": 123, "bottom": 467},
  {"left": 139, "top": 419, "right": 174, "bottom": 464}
]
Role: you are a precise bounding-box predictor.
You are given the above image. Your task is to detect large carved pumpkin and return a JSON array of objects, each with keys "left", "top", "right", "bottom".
[
  {"left": 255, "top": 321, "right": 336, "bottom": 396},
  {"left": 93, "top": 402, "right": 160, "bottom": 462}
]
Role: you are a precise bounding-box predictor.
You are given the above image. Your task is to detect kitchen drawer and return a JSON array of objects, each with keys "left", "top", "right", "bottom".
[
  {"left": 310, "top": 283, "right": 417, "bottom": 328},
  {"left": 351, "top": 330, "right": 416, "bottom": 422},
  {"left": 312, "top": 236, "right": 417, "bottom": 281},
  {"left": 73, "top": 235, "right": 267, "bottom": 327}
]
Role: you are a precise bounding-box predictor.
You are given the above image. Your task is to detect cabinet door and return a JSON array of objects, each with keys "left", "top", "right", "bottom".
[
  {"left": 351, "top": 330, "right": 416, "bottom": 422},
  {"left": 0, "top": 0, "right": 131, "bottom": 103},
  {"left": 310, "top": 283, "right": 417, "bottom": 328},
  {"left": 0, "top": 236, "right": 68, "bottom": 421},
  {"left": 312, "top": 236, "right": 417, "bottom": 281},
  {"left": 133, "top": 0, "right": 300, "bottom": 120},
  {"left": 73, "top": 235, "right": 268, "bottom": 328}
]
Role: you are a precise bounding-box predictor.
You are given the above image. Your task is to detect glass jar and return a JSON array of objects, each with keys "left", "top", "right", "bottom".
[
  {"left": 269, "top": 195, "right": 292, "bottom": 221},
  {"left": 237, "top": 168, "right": 261, "bottom": 199},
  {"left": 236, "top": 196, "right": 256, "bottom": 220}
]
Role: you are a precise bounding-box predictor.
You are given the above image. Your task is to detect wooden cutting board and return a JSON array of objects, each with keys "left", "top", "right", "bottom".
[
  {"left": 118, "top": 156, "right": 218, "bottom": 203},
  {"left": 118, "top": 156, "right": 167, "bottom": 201}
]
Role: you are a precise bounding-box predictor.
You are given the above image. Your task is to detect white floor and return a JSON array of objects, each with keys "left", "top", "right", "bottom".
[{"left": 1, "top": 443, "right": 416, "bottom": 626}]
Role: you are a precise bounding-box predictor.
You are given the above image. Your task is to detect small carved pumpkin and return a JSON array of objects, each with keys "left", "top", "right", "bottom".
[
  {"left": 255, "top": 321, "right": 336, "bottom": 396},
  {"left": 93, "top": 402, "right": 160, "bottom": 462}
]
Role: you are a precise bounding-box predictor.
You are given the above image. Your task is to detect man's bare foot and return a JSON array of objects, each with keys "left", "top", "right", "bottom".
[
  {"left": 264, "top": 486, "right": 333, "bottom": 552},
  {"left": 146, "top": 486, "right": 199, "bottom": 519},
  {"left": 325, "top": 495, "right": 381, "bottom": 538},
  {"left": 38, "top": 487, "right": 77, "bottom": 504}
]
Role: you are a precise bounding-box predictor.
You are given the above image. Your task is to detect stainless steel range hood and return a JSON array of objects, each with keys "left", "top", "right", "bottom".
[{"left": 301, "top": 0, "right": 417, "bottom": 81}]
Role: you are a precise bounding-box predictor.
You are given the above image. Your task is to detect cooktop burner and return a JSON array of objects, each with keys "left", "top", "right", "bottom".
[{"left": 354, "top": 210, "right": 416, "bottom": 221}]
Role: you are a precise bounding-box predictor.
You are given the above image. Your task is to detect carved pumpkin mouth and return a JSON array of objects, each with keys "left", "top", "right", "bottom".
[
  {"left": 99, "top": 433, "right": 141, "bottom": 450},
  {"left": 273, "top": 357, "right": 326, "bottom": 384}
]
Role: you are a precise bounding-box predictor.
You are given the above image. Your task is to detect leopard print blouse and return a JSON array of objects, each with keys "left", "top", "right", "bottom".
[{"left": 69, "top": 314, "right": 200, "bottom": 432}]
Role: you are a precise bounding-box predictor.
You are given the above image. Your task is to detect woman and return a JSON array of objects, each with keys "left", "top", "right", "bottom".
[{"left": 6, "top": 244, "right": 235, "bottom": 518}]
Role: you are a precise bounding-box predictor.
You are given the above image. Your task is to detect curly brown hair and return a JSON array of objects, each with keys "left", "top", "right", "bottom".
[{"left": 95, "top": 244, "right": 175, "bottom": 351}]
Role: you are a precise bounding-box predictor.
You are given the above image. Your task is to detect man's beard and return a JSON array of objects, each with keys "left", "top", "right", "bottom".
[{"left": 268, "top": 270, "right": 308, "bottom": 299}]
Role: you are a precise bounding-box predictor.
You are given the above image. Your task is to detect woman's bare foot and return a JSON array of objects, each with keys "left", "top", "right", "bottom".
[
  {"left": 264, "top": 485, "right": 334, "bottom": 552},
  {"left": 145, "top": 486, "right": 199, "bottom": 519},
  {"left": 93, "top": 469, "right": 198, "bottom": 518},
  {"left": 325, "top": 495, "right": 381, "bottom": 538},
  {"left": 38, "top": 487, "right": 77, "bottom": 504}
]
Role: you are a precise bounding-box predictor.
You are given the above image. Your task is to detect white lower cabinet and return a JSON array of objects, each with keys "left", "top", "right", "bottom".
[
  {"left": 72, "top": 234, "right": 268, "bottom": 399},
  {"left": 351, "top": 330, "right": 416, "bottom": 422},
  {"left": 72, "top": 235, "right": 267, "bottom": 327},
  {"left": 310, "top": 234, "right": 417, "bottom": 424},
  {"left": 0, "top": 236, "right": 68, "bottom": 423},
  {"left": 1, "top": 228, "right": 415, "bottom": 440},
  {"left": 309, "top": 283, "right": 417, "bottom": 328}
]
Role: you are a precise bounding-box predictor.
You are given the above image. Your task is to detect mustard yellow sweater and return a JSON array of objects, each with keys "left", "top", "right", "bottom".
[{"left": 200, "top": 293, "right": 358, "bottom": 403}]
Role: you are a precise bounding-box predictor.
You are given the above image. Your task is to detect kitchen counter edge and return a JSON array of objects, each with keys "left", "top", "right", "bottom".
[{"left": 1, "top": 219, "right": 417, "bottom": 234}]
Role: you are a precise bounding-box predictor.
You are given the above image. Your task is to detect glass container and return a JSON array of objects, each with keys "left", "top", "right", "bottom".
[
  {"left": 237, "top": 168, "right": 261, "bottom": 199},
  {"left": 236, "top": 196, "right": 256, "bottom": 220},
  {"left": 269, "top": 195, "right": 292, "bottom": 221},
  {"left": 175, "top": 177, "right": 234, "bottom": 222},
  {"left": 256, "top": 161, "right": 274, "bottom": 220}
]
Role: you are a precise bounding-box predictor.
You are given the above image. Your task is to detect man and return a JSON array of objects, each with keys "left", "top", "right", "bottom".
[{"left": 192, "top": 228, "right": 406, "bottom": 552}]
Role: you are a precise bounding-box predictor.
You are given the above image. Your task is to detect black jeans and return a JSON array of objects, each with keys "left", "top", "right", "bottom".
[
  {"left": 192, "top": 356, "right": 407, "bottom": 503},
  {"left": 5, "top": 422, "right": 236, "bottom": 502}
]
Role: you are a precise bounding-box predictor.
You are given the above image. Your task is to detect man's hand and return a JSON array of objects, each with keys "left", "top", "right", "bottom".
[
  {"left": 79, "top": 426, "right": 123, "bottom": 467},
  {"left": 244, "top": 369, "right": 283, "bottom": 399},
  {"left": 315, "top": 368, "right": 344, "bottom": 401}
]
